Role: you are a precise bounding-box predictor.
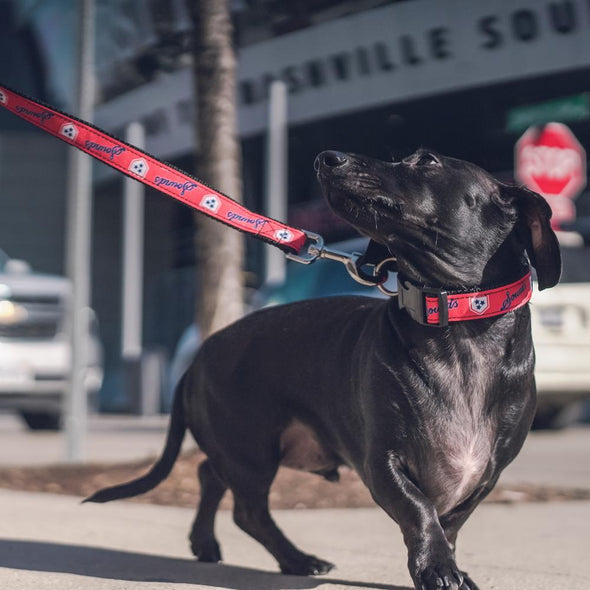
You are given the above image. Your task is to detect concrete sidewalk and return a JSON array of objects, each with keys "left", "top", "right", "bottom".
[{"left": 1, "top": 489, "right": 588, "bottom": 590}]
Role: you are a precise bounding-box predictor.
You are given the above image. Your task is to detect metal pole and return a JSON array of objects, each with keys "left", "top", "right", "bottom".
[
  {"left": 122, "top": 122, "right": 146, "bottom": 414},
  {"left": 63, "top": 0, "right": 95, "bottom": 462},
  {"left": 264, "top": 80, "right": 288, "bottom": 285}
]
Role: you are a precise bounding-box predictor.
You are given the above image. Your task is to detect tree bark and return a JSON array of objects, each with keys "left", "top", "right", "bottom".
[{"left": 187, "top": 0, "right": 245, "bottom": 339}]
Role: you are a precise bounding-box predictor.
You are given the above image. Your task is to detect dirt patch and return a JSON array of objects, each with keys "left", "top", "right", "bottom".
[{"left": 0, "top": 448, "right": 589, "bottom": 509}]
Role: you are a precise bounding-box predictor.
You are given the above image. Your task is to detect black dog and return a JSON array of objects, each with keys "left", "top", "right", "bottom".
[{"left": 86, "top": 149, "right": 561, "bottom": 590}]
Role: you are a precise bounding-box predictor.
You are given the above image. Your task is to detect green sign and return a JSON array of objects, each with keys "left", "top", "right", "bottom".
[{"left": 507, "top": 94, "right": 590, "bottom": 133}]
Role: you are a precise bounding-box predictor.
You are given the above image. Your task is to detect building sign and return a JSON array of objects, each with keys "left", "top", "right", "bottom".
[
  {"left": 238, "top": 0, "right": 590, "bottom": 135},
  {"left": 95, "top": 0, "right": 590, "bottom": 159},
  {"left": 515, "top": 123, "right": 587, "bottom": 226}
]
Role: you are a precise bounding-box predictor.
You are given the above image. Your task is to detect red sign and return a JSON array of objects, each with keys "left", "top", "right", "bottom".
[{"left": 515, "top": 123, "right": 586, "bottom": 225}]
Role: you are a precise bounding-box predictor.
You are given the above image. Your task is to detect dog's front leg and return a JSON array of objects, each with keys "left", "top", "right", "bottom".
[{"left": 365, "top": 452, "right": 464, "bottom": 590}]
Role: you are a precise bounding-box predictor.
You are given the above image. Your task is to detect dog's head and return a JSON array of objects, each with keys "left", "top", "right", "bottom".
[{"left": 315, "top": 149, "right": 561, "bottom": 290}]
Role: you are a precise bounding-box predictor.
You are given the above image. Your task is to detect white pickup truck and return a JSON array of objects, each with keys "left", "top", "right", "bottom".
[
  {"left": 531, "top": 242, "right": 590, "bottom": 428},
  {"left": 0, "top": 249, "right": 103, "bottom": 429}
]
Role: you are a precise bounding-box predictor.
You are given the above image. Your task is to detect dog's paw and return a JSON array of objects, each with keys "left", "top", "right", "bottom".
[
  {"left": 417, "top": 562, "right": 464, "bottom": 590},
  {"left": 459, "top": 571, "right": 479, "bottom": 590},
  {"left": 190, "top": 537, "right": 222, "bottom": 563},
  {"left": 280, "top": 554, "right": 335, "bottom": 576}
]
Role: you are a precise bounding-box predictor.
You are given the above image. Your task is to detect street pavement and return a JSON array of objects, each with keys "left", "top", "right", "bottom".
[
  {"left": 0, "top": 412, "right": 191, "bottom": 465},
  {"left": 501, "top": 424, "right": 590, "bottom": 489},
  {"left": 0, "top": 489, "right": 589, "bottom": 589},
  {"left": 2, "top": 412, "right": 590, "bottom": 489},
  {"left": 0, "top": 413, "right": 589, "bottom": 589}
]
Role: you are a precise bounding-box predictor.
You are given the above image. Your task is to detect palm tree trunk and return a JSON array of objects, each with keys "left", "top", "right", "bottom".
[{"left": 187, "top": 0, "right": 245, "bottom": 338}]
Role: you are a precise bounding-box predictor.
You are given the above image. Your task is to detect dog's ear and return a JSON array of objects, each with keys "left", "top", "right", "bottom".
[{"left": 500, "top": 184, "right": 561, "bottom": 290}]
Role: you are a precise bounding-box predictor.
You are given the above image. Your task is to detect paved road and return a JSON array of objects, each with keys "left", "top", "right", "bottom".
[
  {"left": 0, "top": 412, "right": 195, "bottom": 465},
  {"left": 1, "top": 414, "right": 589, "bottom": 588},
  {"left": 1, "top": 489, "right": 589, "bottom": 590},
  {"left": 501, "top": 424, "right": 590, "bottom": 489},
  {"left": 1, "top": 412, "right": 589, "bottom": 489}
]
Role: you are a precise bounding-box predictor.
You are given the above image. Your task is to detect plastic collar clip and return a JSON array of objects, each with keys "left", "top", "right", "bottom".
[{"left": 397, "top": 278, "right": 449, "bottom": 328}]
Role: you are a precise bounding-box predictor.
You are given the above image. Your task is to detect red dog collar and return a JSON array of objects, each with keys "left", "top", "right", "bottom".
[{"left": 398, "top": 271, "right": 533, "bottom": 327}]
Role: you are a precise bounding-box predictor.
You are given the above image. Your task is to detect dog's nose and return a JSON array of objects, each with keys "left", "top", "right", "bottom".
[{"left": 314, "top": 151, "right": 348, "bottom": 171}]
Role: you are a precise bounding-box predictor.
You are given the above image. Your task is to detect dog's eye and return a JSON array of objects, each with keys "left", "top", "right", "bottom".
[{"left": 416, "top": 153, "right": 439, "bottom": 166}]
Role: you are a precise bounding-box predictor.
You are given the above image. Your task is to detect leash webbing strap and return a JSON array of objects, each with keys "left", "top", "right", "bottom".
[{"left": 0, "top": 84, "right": 308, "bottom": 255}]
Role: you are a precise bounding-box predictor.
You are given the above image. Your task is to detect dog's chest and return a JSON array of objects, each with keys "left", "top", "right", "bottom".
[
  {"left": 412, "top": 345, "right": 497, "bottom": 514},
  {"left": 421, "top": 423, "right": 493, "bottom": 515}
]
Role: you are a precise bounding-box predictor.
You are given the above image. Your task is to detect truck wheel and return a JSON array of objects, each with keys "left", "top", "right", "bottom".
[{"left": 20, "top": 411, "right": 61, "bottom": 431}]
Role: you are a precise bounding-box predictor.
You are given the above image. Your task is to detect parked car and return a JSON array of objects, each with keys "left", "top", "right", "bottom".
[{"left": 0, "top": 249, "right": 103, "bottom": 430}]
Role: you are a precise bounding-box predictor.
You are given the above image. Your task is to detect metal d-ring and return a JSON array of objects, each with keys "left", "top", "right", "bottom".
[{"left": 375, "top": 257, "right": 399, "bottom": 296}]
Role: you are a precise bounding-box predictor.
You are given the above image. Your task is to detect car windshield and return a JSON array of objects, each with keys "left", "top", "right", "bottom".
[{"left": 0, "top": 249, "right": 8, "bottom": 272}]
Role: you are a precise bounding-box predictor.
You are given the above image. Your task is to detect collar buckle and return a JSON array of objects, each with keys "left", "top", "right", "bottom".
[{"left": 398, "top": 278, "right": 449, "bottom": 328}]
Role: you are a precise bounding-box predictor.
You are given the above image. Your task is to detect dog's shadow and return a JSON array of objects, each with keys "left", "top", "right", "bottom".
[{"left": 0, "top": 539, "right": 410, "bottom": 590}]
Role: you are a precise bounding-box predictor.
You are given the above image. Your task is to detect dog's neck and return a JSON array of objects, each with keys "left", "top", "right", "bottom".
[
  {"left": 387, "top": 238, "right": 532, "bottom": 328},
  {"left": 388, "top": 232, "right": 529, "bottom": 292}
]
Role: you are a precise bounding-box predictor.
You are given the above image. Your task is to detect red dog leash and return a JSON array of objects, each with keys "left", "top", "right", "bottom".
[{"left": 0, "top": 84, "right": 308, "bottom": 255}]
